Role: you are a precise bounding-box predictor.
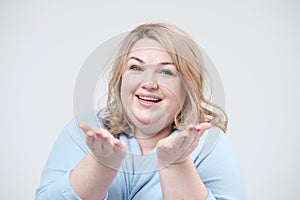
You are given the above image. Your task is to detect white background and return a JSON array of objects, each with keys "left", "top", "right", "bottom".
[{"left": 1, "top": 0, "right": 299, "bottom": 199}]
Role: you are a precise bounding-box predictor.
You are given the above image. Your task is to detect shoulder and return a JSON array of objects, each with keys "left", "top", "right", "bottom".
[
  {"left": 192, "top": 126, "right": 247, "bottom": 199},
  {"left": 192, "top": 126, "right": 244, "bottom": 167}
]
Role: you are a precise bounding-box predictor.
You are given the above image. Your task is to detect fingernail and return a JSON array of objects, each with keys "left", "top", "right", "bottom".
[
  {"left": 87, "top": 131, "right": 94, "bottom": 136},
  {"left": 204, "top": 123, "right": 211, "bottom": 128},
  {"left": 95, "top": 132, "right": 101, "bottom": 137}
]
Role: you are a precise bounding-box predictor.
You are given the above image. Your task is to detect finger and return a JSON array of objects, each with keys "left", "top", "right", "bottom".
[
  {"left": 188, "top": 124, "right": 196, "bottom": 133},
  {"left": 113, "top": 140, "right": 127, "bottom": 153},
  {"left": 197, "top": 123, "right": 211, "bottom": 133},
  {"left": 173, "top": 131, "right": 187, "bottom": 146},
  {"left": 194, "top": 123, "right": 211, "bottom": 141},
  {"left": 193, "top": 124, "right": 204, "bottom": 142},
  {"left": 174, "top": 125, "right": 195, "bottom": 148},
  {"left": 177, "top": 125, "right": 200, "bottom": 153},
  {"left": 86, "top": 130, "right": 95, "bottom": 137},
  {"left": 95, "top": 131, "right": 109, "bottom": 141},
  {"left": 95, "top": 128, "right": 114, "bottom": 142},
  {"left": 93, "top": 131, "right": 115, "bottom": 154},
  {"left": 86, "top": 129, "right": 110, "bottom": 151},
  {"left": 78, "top": 122, "right": 95, "bottom": 133},
  {"left": 186, "top": 124, "right": 197, "bottom": 140},
  {"left": 86, "top": 130, "right": 95, "bottom": 149}
]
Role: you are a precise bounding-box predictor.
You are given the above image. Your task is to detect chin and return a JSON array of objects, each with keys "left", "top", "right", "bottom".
[
  {"left": 135, "top": 124, "right": 168, "bottom": 137},
  {"left": 131, "top": 115, "right": 171, "bottom": 136}
]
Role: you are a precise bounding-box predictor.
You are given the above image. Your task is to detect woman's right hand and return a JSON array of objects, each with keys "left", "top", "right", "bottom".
[{"left": 78, "top": 122, "right": 127, "bottom": 170}]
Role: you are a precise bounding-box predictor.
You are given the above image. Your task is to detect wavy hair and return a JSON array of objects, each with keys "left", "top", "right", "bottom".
[{"left": 99, "top": 23, "right": 228, "bottom": 138}]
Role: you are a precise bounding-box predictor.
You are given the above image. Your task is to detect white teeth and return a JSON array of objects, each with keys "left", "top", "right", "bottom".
[{"left": 138, "top": 96, "right": 160, "bottom": 102}]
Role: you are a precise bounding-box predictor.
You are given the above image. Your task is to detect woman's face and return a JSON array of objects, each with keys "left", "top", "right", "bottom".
[{"left": 120, "top": 38, "right": 186, "bottom": 136}]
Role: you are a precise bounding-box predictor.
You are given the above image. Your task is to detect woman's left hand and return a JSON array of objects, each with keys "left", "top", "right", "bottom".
[{"left": 156, "top": 123, "right": 211, "bottom": 167}]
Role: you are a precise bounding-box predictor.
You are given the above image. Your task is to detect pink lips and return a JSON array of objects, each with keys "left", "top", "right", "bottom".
[{"left": 135, "top": 93, "right": 162, "bottom": 108}]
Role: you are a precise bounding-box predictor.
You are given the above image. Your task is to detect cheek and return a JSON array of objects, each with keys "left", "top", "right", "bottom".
[
  {"left": 120, "top": 73, "right": 141, "bottom": 102},
  {"left": 170, "top": 88, "right": 186, "bottom": 110},
  {"left": 158, "top": 78, "right": 186, "bottom": 107},
  {"left": 177, "top": 84, "right": 187, "bottom": 107}
]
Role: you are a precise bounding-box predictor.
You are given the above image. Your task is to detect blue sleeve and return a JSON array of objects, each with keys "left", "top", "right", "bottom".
[
  {"left": 35, "top": 111, "right": 108, "bottom": 200},
  {"left": 195, "top": 127, "right": 247, "bottom": 200},
  {"left": 35, "top": 119, "right": 88, "bottom": 200}
]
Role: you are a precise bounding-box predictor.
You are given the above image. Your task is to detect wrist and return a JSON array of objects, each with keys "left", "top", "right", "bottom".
[
  {"left": 158, "top": 156, "right": 192, "bottom": 169},
  {"left": 171, "top": 157, "right": 191, "bottom": 165},
  {"left": 88, "top": 152, "right": 123, "bottom": 171}
]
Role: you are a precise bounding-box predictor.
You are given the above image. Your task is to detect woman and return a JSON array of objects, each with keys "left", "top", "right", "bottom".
[{"left": 36, "top": 23, "right": 246, "bottom": 200}]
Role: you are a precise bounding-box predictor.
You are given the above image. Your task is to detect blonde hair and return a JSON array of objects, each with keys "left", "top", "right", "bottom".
[{"left": 99, "top": 23, "right": 228, "bottom": 138}]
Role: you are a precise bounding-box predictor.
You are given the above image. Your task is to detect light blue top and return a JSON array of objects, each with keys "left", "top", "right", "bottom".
[{"left": 35, "top": 112, "right": 247, "bottom": 200}]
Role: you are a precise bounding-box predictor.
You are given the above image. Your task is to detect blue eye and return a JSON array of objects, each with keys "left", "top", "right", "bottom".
[
  {"left": 160, "top": 69, "right": 174, "bottom": 76},
  {"left": 130, "top": 65, "right": 142, "bottom": 71}
]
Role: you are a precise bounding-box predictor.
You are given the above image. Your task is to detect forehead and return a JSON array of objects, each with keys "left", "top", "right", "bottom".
[
  {"left": 131, "top": 38, "right": 163, "bottom": 50},
  {"left": 128, "top": 38, "right": 173, "bottom": 63}
]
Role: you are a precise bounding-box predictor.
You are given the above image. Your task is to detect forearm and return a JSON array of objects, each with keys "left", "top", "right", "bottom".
[
  {"left": 159, "top": 157, "right": 208, "bottom": 200},
  {"left": 70, "top": 153, "right": 119, "bottom": 200}
]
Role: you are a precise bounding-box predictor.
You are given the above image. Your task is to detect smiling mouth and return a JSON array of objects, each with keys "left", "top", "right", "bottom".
[{"left": 136, "top": 95, "right": 162, "bottom": 103}]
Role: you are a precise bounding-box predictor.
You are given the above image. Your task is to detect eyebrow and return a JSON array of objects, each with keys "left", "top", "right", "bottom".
[
  {"left": 127, "top": 56, "right": 175, "bottom": 66},
  {"left": 128, "top": 56, "right": 145, "bottom": 64}
]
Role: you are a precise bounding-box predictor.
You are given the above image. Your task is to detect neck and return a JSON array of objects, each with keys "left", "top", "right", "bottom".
[{"left": 134, "top": 126, "right": 173, "bottom": 155}]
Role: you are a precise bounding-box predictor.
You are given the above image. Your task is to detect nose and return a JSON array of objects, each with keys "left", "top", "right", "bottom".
[
  {"left": 141, "top": 81, "right": 158, "bottom": 90},
  {"left": 141, "top": 71, "right": 158, "bottom": 90}
]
